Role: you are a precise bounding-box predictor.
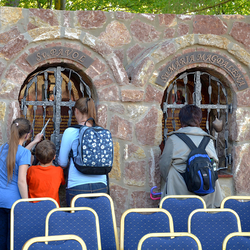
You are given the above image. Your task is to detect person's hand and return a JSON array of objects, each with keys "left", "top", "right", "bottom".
[{"left": 33, "top": 133, "right": 44, "bottom": 144}]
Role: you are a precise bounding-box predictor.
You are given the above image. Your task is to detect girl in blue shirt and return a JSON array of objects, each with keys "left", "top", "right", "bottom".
[{"left": 0, "top": 118, "right": 42, "bottom": 250}]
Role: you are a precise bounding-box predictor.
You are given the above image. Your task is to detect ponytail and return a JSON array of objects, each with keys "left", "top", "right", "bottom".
[
  {"left": 7, "top": 118, "right": 31, "bottom": 181},
  {"left": 75, "top": 97, "right": 97, "bottom": 121}
]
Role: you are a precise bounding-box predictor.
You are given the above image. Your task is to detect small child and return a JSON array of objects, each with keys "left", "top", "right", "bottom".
[{"left": 27, "top": 140, "right": 65, "bottom": 206}]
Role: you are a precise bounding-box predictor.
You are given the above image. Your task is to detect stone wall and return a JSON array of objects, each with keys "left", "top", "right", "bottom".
[{"left": 1, "top": 7, "right": 250, "bottom": 223}]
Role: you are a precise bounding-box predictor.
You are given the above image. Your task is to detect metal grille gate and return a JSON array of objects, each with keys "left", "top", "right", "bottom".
[
  {"left": 20, "top": 66, "right": 91, "bottom": 159},
  {"left": 163, "top": 71, "right": 232, "bottom": 170}
]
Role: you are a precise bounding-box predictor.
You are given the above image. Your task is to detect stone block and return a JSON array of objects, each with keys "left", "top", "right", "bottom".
[
  {"left": 85, "top": 59, "right": 107, "bottom": 79},
  {"left": 0, "top": 35, "right": 28, "bottom": 60},
  {"left": 115, "top": 12, "right": 135, "bottom": 20},
  {"left": 124, "top": 143, "right": 146, "bottom": 160},
  {"left": 159, "top": 14, "right": 176, "bottom": 26},
  {"left": 97, "top": 104, "right": 107, "bottom": 128},
  {"left": 130, "top": 57, "right": 154, "bottom": 87},
  {"left": 148, "top": 148, "right": 161, "bottom": 188},
  {"left": 5, "top": 65, "right": 26, "bottom": 85},
  {"left": 237, "top": 88, "right": 250, "bottom": 107},
  {"left": 198, "top": 34, "right": 230, "bottom": 49},
  {"left": 109, "top": 103, "right": 125, "bottom": 114},
  {"left": 151, "top": 41, "right": 176, "bottom": 63},
  {"left": 0, "top": 80, "right": 20, "bottom": 100},
  {"left": 126, "top": 104, "right": 148, "bottom": 119},
  {"left": 110, "top": 115, "right": 132, "bottom": 141},
  {"left": 99, "top": 21, "right": 131, "bottom": 47},
  {"left": 233, "top": 143, "right": 250, "bottom": 194},
  {"left": 93, "top": 72, "right": 114, "bottom": 89},
  {"left": 15, "top": 52, "right": 36, "bottom": 73},
  {"left": 29, "top": 9, "right": 59, "bottom": 27},
  {"left": 0, "top": 101, "right": 6, "bottom": 121},
  {"left": 163, "top": 28, "right": 175, "bottom": 39},
  {"left": 135, "top": 107, "right": 163, "bottom": 146},
  {"left": 106, "top": 55, "right": 129, "bottom": 86},
  {"left": 109, "top": 141, "right": 121, "bottom": 180},
  {"left": 98, "top": 85, "right": 119, "bottom": 102},
  {"left": 110, "top": 184, "right": 128, "bottom": 226},
  {"left": 228, "top": 44, "right": 250, "bottom": 67},
  {"left": 193, "top": 16, "right": 227, "bottom": 35},
  {"left": 145, "top": 84, "right": 163, "bottom": 103},
  {"left": 0, "top": 7, "right": 23, "bottom": 28},
  {"left": 121, "top": 90, "right": 144, "bottom": 102},
  {"left": 124, "top": 161, "right": 146, "bottom": 186},
  {"left": 130, "top": 20, "right": 160, "bottom": 43},
  {"left": 177, "top": 23, "right": 189, "bottom": 36},
  {"left": 76, "top": 11, "right": 106, "bottom": 29},
  {"left": 28, "top": 27, "right": 61, "bottom": 41},
  {"left": 0, "top": 27, "right": 20, "bottom": 44},
  {"left": 130, "top": 190, "right": 159, "bottom": 208},
  {"left": 230, "top": 22, "right": 250, "bottom": 50},
  {"left": 127, "top": 44, "right": 145, "bottom": 61}
]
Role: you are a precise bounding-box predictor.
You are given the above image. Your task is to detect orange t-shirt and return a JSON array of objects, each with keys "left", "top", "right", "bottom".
[{"left": 27, "top": 165, "right": 65, "bottom": 206}]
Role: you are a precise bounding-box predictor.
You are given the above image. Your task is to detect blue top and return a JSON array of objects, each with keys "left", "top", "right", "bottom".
[
  {"left": 0, "top": 144, "right": 31, "bottom": 209},
  {"left": 58, "top": 127, "right": 107, "bottom": 189}
]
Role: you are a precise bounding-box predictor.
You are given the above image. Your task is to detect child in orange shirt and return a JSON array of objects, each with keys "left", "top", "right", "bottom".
[{"left": 27, "top": 140, "right": 65, "bottom": 206}]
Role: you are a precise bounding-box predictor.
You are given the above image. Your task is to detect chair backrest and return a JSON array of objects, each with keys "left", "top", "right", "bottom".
[
  {"left": 221, "top": 196, "right": 250, "bottom": 232},
  {"left": 137, "top": 232, "right": 202, "bottom": 250},
  {"left": 22, "top": 234, "right": 87, "bottom": 250},
  {"left": 10, "top": 198, "right": 59, "bottom": 250},
  {"left": 120, "top": 208, "right": 174, "bottom": 250},
  {"left": 222, "top": 232, "right": 250, "bottom": 250},
  {"left": 45, "top": 207, "right": 101, "bottom": 250},
  {"left": 188, "top": 208, "right": 242, "bottom": 250},
  {"left": 159, "top": 195, "right": 206, "bottom": 232},
  {"left": 71, "top": 193, "right": 119, "bottom": 250}
]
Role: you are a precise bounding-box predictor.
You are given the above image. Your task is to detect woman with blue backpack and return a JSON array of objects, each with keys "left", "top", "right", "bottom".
[{"left": 58, "top": 97, "right": 112, "bottom": 206}]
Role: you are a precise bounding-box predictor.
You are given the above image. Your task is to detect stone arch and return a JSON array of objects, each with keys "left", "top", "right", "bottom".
[
  {"left": 127, "top": 34, "right": 250, "bottom": 196},
  {"left": 0, "top": 27, "right": 130, "bottom": 139}
]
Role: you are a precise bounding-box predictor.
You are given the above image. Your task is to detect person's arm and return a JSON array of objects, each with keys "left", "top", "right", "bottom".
[
  {"left": 25, "top": 133, "right": 43, "bottom": 150},
  {"left": 18, "top": 164, "right": 29, "bottom": 199},
  {"left": 58, "top": 129, "right": 74, "bottom": 168},
  {"left": 159, "top": 137, "right": 174, "bottom": 181}
]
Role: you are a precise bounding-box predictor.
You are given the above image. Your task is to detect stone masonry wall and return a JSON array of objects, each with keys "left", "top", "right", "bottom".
[{"left": 1, "top": 7, "right": 250, "bottom": 224}]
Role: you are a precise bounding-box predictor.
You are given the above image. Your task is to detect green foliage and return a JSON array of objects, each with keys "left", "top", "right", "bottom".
[{"left": 0, "top": 0, "right": 249, "bottom": 15}]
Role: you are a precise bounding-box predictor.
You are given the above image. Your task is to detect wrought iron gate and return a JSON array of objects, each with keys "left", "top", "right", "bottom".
[
  {"left": 20, "top": 66, "right": 91, "bottom": 158},
  {"left": 163, "top": 71, "right": 232, "bottom": 170}
]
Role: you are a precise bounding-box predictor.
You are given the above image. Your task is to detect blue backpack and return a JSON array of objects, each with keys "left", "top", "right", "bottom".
[
  {"left": 175, "top": 133, "right": 218, "bottom": 195},
  {"left": 71, "top": 118, "right": 113, "bottom": 175}
]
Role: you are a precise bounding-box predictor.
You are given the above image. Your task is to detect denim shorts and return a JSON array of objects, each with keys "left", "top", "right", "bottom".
[{"left": 66, "top": 182, "right": 108, "bottom": 206}]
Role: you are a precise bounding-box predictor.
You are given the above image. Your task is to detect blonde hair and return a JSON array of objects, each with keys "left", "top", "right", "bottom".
[
  {"left": 7, "top": 118, "right": 31, "bottom": 181},
  {"left": 74, "top": 97, "right": 96, "bottom": 121}
]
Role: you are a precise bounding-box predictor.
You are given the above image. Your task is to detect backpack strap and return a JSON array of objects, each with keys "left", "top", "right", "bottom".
[
  {"left": 175, "top": 133, "right": 197, "bottom": 150},
  {"left": 198, "top": 136, "right": 210, "bottom": 149}
]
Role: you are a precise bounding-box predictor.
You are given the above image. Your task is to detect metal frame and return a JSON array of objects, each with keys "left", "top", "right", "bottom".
[
  {"left": 163, "top": 70, "right": 232, "bottom": 170},
  {"left": 10, "top": 197, "right": 59, "bottom": 250},
  {"left": 71, "top": 193, "right": 120, "bottom": 250},
  {"left": 137, "top": 232, "right": 202, "bottom": 250},
  {"left": 20, "top": 66, "right": 91, "bottom": 158},
  {"left": 45, "top": 206, "right": 102, "bottom": 250},
  {"left": 120, "top": 208, "right": 174, "bottom": 250},
  {"left": 22, "top": 234, "right": 87, "bottom": 250}
]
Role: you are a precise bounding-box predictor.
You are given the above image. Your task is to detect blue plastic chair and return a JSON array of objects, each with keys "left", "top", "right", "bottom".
[
  {"left": 223, "top": 232, "right": 250, "bottom": 250},
  {"left": 71, "top": 193, "right": 119, "bottom": 250},
  {"left": 22, "top": 234, "right": 87, "bottom": 250},
  {"left": 159, "top": 195, "right": 206, "bottom": 232},
  {"left": 120, "top": 208, "right": 174, "bottom": 250},
  {"left": 137, "top": 232, "right": 202, "bottom": 250},
  {"left": 221, "top": 196, "right": 250, "bottom": 232},
  {"left": 45, "top": 207, "right": 102, "bottom": 250},
  {"left": 10, "top": 198, "right": 59, "bottom": 250},
  {"left": 188, "top": 208, "right": 242, "bottom": 250}
]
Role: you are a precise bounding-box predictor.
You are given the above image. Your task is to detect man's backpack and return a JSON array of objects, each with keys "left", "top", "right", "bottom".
[
  {"left": 71, "top": 118, "right": 113, "bottom": 175},
  {"left": 175, "top": 133, "right": 218, "bottom": 195}
]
